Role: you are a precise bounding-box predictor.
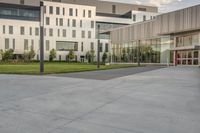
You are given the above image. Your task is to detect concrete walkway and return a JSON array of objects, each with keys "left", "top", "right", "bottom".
[
  {"left": 0, "top": 66, "right": 199, "bottom": 133},
  {"left": 51, "top": 66, "right": 165, "bottom": 80}
]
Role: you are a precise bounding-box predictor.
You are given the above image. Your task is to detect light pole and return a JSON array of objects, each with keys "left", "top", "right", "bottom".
[
  {"left": 97, "top": 25, "right": 100, "bottom": 69},
  {"left": 137, "top": 40, "right": 141, "bottom": 66},
  {"left": 40, "top": 1, "right": 44, "bottom": 74}
]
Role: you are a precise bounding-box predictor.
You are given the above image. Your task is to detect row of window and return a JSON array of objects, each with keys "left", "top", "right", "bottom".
[
  {"left": 45, "top": 6, "right": 92, "bottom": 18},
  {"left": 4, "top": 38, "right": 109, "bottom": 52},
  {"left": 46, "top": 17, "right": 95, "bottom": 28},
  {"left": 2, "top": 25, "right": 94, "bottom": 39},
  {"left": 132, "top": 14, "right": 156, "bottom": 22}
]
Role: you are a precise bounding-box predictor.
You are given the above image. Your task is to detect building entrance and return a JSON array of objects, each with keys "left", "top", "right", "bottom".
[{"left": 177, "top": 50, "right": 199, "bottom": 65}]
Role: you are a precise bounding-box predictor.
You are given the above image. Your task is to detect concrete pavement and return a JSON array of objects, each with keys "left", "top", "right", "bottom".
[{"left": 0, "top": 66, "right": 199, "bottom": 133}]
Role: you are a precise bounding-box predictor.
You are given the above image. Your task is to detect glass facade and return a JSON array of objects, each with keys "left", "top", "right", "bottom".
[
  {"left": 96, "top": 22, "right": 127, "bottom": 39},
  {"left": 176, "top": 33, "right": 199, "bottom": 47},
  {"left": 112, "top": 38, "right": 161, "bottom": 63},
  {"left": 0, "top": 5, "right": 39, "bottom": 21}
]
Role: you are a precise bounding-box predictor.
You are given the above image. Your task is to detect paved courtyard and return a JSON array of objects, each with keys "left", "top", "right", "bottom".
[{"left": 0, "top": 66, "right": 199, "bottom": 133}]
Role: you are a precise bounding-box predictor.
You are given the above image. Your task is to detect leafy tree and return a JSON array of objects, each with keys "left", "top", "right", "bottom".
[
  {"left": 49, "top": 49, "right": 56, "bottom": 61},
  {"left": 2, "top": 49, "right": 14, "bottom": 61},
  {"left": 67, "top": 50, "right": 75, "bottom": 61},
  {"left": 85, "top": 50, "right": 95, "bottom": 63},
  {"left": 29, "top": 49, "right": 36, "bottom": 60},
  {"left": 0, "top": 49, "right": 3, "bottom": 60},
  {"left": 102, "top": 52, "right": 108, "bottom": 63}
]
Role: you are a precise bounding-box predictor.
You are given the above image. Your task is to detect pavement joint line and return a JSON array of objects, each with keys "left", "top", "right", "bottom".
[{"left": 47, "top": 81, "right": 151, "bottom": 133}]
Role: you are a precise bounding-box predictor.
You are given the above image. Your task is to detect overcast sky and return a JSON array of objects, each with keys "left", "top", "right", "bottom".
[{"left": 102, "top": 0, "right": 200, "bottom": 13}]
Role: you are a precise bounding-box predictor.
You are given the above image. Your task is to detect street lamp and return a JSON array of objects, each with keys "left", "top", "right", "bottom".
[
  {"left": 40, "top": 1, "right": 44, "bottom": 74},
  {"left": 97, "top": 25, "right": 100, "bottom": 69},
  {"left": 137, "top": 40, "right": 141, "bottom": 66}
]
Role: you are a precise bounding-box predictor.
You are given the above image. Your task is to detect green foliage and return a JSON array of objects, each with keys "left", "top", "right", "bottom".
[
  {"left": 102, "top": 52, "right": 108, "bottom": 63},
  {"left": 23, "top": 49, "right": 36, "bottom": 61},
  {"left": 86, "top": 50, "right": 95, "bottom": 63},
  {"left": 2, "top": 49, "right": 14, "bottom": 61},
  {"left": 29, "top": 49, "right": 36, "bottom": 60},
  {"left": 49, "top": 49, "right": 57, "bottom": 61},
  {"left": 67, "top": 50, "right": 75, "bottom": 61}
]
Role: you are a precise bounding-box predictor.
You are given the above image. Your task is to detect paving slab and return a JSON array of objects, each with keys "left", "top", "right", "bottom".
[
  {"left": 50, "top": 66, "right": 165, "bottom": 80},
  {"left": 0, "top": 66, "right": 199, "bottom": 133}
]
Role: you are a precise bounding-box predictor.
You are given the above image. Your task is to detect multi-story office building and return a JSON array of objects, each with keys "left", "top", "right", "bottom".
[
  {"left": 108, "top": 4, "right": 200, "bottom": 66},
  {"left": 0, "top": 0, "right": 158, "bottom": 61}
]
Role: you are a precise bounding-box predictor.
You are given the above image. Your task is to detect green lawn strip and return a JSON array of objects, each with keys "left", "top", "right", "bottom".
[{"left": 0, "top": 62, "right": 140, "bottom": 75}]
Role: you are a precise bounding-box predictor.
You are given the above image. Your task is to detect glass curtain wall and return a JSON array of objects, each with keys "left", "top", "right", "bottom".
[{"left": 112, "top": 38, "right": 161, "bottom": 63}]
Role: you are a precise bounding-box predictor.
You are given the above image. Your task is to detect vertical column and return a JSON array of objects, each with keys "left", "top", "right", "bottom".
[{"left": 40, "top": 1, "right": 44, "bottom": 74}]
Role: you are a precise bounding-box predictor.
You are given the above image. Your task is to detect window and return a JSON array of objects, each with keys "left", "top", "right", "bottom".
[
  {"left": 57, "top": 29, "right": 60, "bottom": 37},
  {"left": 81, "top": 31, "right": 85, "bottom": 38},
  {"left": 88, "top": 10, "right": 92, "bottom": 18},
  {"left": 72, "top": 30, "right": 76, "bottom": 38},
  {"left": 63, "top": 8, "right": 65, "bottom": 15},
  {"left": 59, "top": 18, "right": 63, "bottom": 26},
  {"left": 138, "top": 8, "right": 146, "bottom": 11},
  {"left": 68, "top": 19, "right": 70, "bottom": 27},
  {"left": 88, "top": 31, "right": 91, "bottom": 38},
  {"left": 56, "top": 7, "right": 60, "bottom": 15},
  {"left": 133, "top": 14, "right": 136, "bottom": 21},
  {"left": 69, "top": 8, "right": 73, "bottom": 16},
  {"left": 30, "top": 27, "right": 32, "bottom": 35},
  {"left": 5, "top": 38, "right": 9, "bottom": 49},
  {"left": 31, "top": 40, "right": 34, "bottom": 50},
  {"left": 49, "top": 6, "right": 53, "bottom": 14},
  {"left": 44, "top": 28, "right": 46, "bottom": 36},
  {"left": 24, "top": 39, "right": 28, "bottom": 50},
  {"left": 83, "top": 10, "right": 86, "bottom": 17},
  {"left": 80, "top": 20, "right": 82, "bottom": 27},
  {"left": 75, "top": 9, "right": 78, "bottom": 16},
  {"left": 20, "top": 0, "right": 25, "bottom": 5},
  {"left": 81, "top": 42, "right": 83, "bottom": 52},
  {"left": 72, "top": 19, "right": 76, "bottom": 27},
  {"left": 46, "top": 17, "right": 50, "bottom": 25},
  {"left": 46, "top": 40, "right": 50, "bottom": 51},
  {"left": 105, "top": 43, "right": 109, "bottom": 52},
  {"left": 63, "top": 29, "right": 66, "bottom": 37},
  {"left": 9, "top": 26, "right": 13, "bottom": 34},
  {"left": 56, "top": 41, "right": 78, "bottom": 51},
  {"left": 13, "top": 39, "right": 15, "bottom": 50},
  {"left": 91, "top": 21, "right": 94, "bottom": 28},
  {"left": 49, "top": 28, "right": 53, "bottom": 36},
  {"left": 99, "top": 43, "right": 103, "bottom": 52},
  {"left": 20, "top": 26, "right": 25, "bottom": 35},
  {"left": 112, "top": 5, "right": 116, "bottom": 14},
  {"left": 90, "top": 42, "right": 94, "bottom": 50},
  {"left": 56, "top": 18, "right": 58, "bottom": 26},
  {"left": 44, "top": 6, "right": 46, "bottom": 14},
  {"left": 35, "top": 28, "right": 39, "bottom": 36},
  {"left": 143, "top": 15, "right": 146, "bottom": 21},
  {"left": 3, "top": 25, "right": 5, "bottom": 34}
]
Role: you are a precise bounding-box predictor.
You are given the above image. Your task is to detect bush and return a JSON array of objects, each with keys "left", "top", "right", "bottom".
[
  {"left": 67, "top": 50, "right": 75, "bottom": 61},
  {"left": 2, "top": 49, "right": 14, "bottom": 61},
  {"left": 49, "top": 49, "right": 57, "bottom": 61},
  {"left": 102, "top": 52, "right": 108, "bottom": 64}
]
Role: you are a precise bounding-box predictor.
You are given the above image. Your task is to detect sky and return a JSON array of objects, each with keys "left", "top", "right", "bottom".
[{"left": 102, "top": 0, "right": 200, "bottom": 13}]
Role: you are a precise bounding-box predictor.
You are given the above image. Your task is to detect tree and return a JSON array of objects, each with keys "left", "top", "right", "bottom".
[
  {"left": 2, "top": 49, "right": 14, "bottom": 61},
  {"left": 85, "top": 50, "right": 95, "bottom": 63},
  {"left": 102, "top": 52, "right": 108, "bottom": 64},
  {"left": 0, "top": 49, "right": 3, "bottom": 60},
  {"left": 29, "top": 49, "right": 36, "bottom": 60},
  {"left": 49, "top": 49, "right": 56, "bottom": 61},
  {"left": 67, "top": 50, "right": 75, "bottom": 61}
]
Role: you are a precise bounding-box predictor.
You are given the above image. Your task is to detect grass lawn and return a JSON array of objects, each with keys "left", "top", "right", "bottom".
[{"left": 0, "top": 62, "right": 140, "bottom": 75}]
